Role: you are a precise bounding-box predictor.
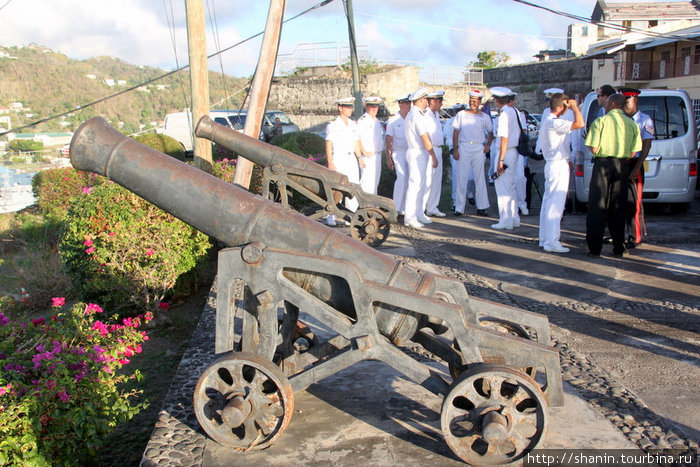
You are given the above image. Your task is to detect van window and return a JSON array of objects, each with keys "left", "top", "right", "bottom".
[
  {"left": 586, "top": 100, "right": 602, "bottom": 129},
  {"left": 265, "top": 111, "right": 292, "bottom": 125},
  {"left": 214, "top": 117, "right": 231, "bottom": 127},
  {"left": 638, "top": 96, "right": 688, "bottom": 140},
  {"left": 228, "top": 114, "right": 246, "bottom": 129}
]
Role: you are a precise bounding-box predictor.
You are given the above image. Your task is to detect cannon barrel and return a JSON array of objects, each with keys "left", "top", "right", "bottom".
[
  {"left": 196, "top": 115, "right": 348, "bottom": 192},
  {"left": 70, "top": 117, "right": 423, "bottom": 340}
]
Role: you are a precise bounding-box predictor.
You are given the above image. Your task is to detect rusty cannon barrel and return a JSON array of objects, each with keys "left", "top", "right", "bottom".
[
  {"left": 195, "top": 116, "right": 397, "bottom": 248},
  {"left": 70, "top": 117, "right": 423, "bottom": 342}
]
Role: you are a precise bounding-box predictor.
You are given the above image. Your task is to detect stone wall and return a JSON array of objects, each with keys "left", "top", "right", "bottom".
[
  {"left": 268, "top": 66, "right": 486, "bottom": 132},
  {"left": 484, "top": 58, "right": 593, "bottom": 113}
]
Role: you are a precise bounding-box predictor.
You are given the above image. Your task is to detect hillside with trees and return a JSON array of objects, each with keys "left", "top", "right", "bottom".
[{"left": 0, "top": 45, "right": 249, "bottom": 135}]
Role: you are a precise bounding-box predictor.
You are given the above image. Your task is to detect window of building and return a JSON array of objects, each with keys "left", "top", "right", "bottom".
[
  {"left": 582, "top": 26, "right": 588, "bottom": 36},
  {"left": 695, "top": 45, "right": 700, "bottom": 64},
  {"left": 661, "top": 50, "right": 671, "bottom": 62},
  {"left": 622, "top": 20, "right": 632, "bottom": 32},
  {"left": 681, "top": 47, "right": 691, "bottom": 57},
  {"left": 648, "top": 20, "right": 658, "bottom": 28}
]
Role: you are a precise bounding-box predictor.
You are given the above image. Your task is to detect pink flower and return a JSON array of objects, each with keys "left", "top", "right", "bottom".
[
  {"left": 51, "top": 297, "right": 66, "bottom": 308},
  {"left": 81, "top": 186, "right": 93, "bottom": 194},
  {"left": 145, "top": 248, "right": 155, "bottom": 257},
  {"left": 92, "top": 321, "right": 109, "bottom": 337},
  {"left": 0, "top": 313, "right": 8, "bottom": 326},
  {"left": 32, "top": 317, "right": 45, "bottom": 327},
  {"left": 85, "top": 246, "right": 95, "bottom": 254},
  {"left": 108, "top": 231, "right": 116, "bottom": 236},
  {"left": 83, "top": 239, "right": 93, "bottom": 246},
  {"left": 158, "top": 302, "right": 170, "bottom": 310},
  {"left": 57, "top": 390, "right": 71, "bottom": 402},
  {"left": 85, "top": 303, "right": 103, "bottom": 315},
  {"left": 0, "top": 383, "right": 11, "bottom": 396},
  {"left": 46, "top": 380, "right": 58, "bottom": 389}
]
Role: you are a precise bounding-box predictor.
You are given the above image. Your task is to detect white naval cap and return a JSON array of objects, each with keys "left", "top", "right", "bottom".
[
  {"left": 362, "top": 96, "right": 383, "bottom": 105},
  {"left": 468, "top": 90, "right": 484, "bottom": 98},
  {"left": 395, "top": 93, "right": 411, "bottom": 103},
  {"left": 426, "top": 90, "right": 445, "bottom": 99},
  {"left": 489, "top": 86, "right": 512, "bottom": 97},
  {"left": 409, "top": 87, "right": 428, "bottom": 101},
  {"left": 544, "top": 87, "right": 565, "bottom": 97},
  {"left": 334, "top": 97, "right": 355, "bottom": 106}
]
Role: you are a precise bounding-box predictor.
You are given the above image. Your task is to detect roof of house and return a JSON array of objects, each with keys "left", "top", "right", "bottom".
[{"left": 592, "top": 1, "right": 700, "bottom": 23}]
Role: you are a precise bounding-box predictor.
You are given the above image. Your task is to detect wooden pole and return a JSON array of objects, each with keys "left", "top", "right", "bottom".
[
  {"left": 344, "top": 0, "right": 363, "bottom": 119},
  {"left": 233, "top": 0, "right": 287, "bottom": 189},
  {"left": 185, "top": 0, "right": 213, "bottom": 172}
]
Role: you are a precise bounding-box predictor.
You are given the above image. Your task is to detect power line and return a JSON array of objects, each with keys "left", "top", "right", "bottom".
[
  {"left": 512, "top": 0, "right": 700, "bottom": 43},
  {"left": 0, "top": 0, "right": 337, "bottom": 136}
]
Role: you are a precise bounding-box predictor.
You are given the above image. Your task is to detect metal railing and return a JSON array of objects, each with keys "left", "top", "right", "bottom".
[{"left": 616, "top": 55, "right": 700, "bottom": 81}]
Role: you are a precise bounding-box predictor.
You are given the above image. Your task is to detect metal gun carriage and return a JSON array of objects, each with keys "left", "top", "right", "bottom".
[
  {"left": 70, "top": 117, "right": 563, "bottom": 465},
  {"left": 195, "top": 115, "right": 396, "bottom": 247}
]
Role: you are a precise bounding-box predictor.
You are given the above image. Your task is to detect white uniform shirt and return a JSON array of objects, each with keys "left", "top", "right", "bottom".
[
  {"left": 405, "top": 106, "right": 433, "bottom": 153},
  {"left": 631, "top": 110, "right": 655, "bottom": 158},
  {"left": 452, "top": 110, "right": 492, "bottom": 146},
  {"left": 325, "top": 116, "right": 359, "bottom": 156},
  {"left": 357, "top": 112, "right": 383, "bottom": 153},
  {"left": 428, "top": 110, "right": 444, "bottom": 148},
  {"left": 497, "top": 105, "right": 521, "bottom": 148},
  {"left": 443, "top": 117, "right": 455, "bottom": 150},
  {"left": 539, "top": 112, "right": 574, "bottom": 162},
  {"left": 386, "top": 113, "right": 408, "bottom": 150}
]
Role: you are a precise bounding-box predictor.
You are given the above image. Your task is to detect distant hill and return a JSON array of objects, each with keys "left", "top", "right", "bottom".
[{"left": 0, "top": 45, "right": 249, "bottom": 135}]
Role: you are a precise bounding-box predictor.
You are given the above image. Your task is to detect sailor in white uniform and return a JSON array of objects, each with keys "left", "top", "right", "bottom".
[
  {"left": 325, "top": 97, "right": 364, "bottom": 226},
  {"left": 357, "top": 96, "right": 384, "bottom": 195},
  {"left": 385, "top": 93, "right": 411, "bottom": 215}
]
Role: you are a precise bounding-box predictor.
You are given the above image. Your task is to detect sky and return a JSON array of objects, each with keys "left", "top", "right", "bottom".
[{"left": 0, "top": 0, "right": 686, "bottom": 80}]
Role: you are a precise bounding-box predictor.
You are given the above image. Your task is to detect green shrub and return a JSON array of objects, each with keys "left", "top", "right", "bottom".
[
  {"left": 269, "top": 131, "right": 325, "bottom": 160},
  {"left": 59, "top": 182, "right": 211, "bottom": 314},
  {"left": 210, "top": 156, "right": 265, "bottom": 195},
  {"left": 132, "top": 133, "right": 186, "bottom": 161},
  {"left": 31, "top": 168, "right": 104, "bottom": 221},
  {"left": 0, "top": 300, "right": 150, "bottom": 465}
]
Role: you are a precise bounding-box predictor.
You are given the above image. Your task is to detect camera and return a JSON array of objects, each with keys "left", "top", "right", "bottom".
[{"left": 490, "top": 164, "right": 508, "bottom": 180}]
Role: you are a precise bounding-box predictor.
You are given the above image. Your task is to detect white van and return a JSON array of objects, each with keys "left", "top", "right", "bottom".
[
  {"left": 573, "top": 89, "right": 698, "bottom": 208},
  {"left": 159, "top": 110, "right": 248, "bottom": 153}
]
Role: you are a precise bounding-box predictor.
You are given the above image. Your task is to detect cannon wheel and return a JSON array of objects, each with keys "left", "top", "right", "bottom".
[
  {"left": 441, "top": 365, "right": 548, "bottom": 466},
  {"left": 193, "top": 352, "right": 294, "bottom": 451},
  {"left": 449, "top": 319, "right": 537, "bottom": 380},
  {"left": 350, "top": 207, "right": 390, "bottom": 247}
]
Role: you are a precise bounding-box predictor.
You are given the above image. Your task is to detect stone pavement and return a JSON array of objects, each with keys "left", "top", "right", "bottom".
[{"left": 141, "top": 189, "right": 700, "bottom": 466}]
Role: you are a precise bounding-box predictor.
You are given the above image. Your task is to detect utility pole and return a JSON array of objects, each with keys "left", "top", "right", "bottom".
[
  {"left": 344, "top": 0, "right": 363, "bottom": 119},
  {"left": 233, "top": 0, "right": 287, "bottom": 189},
  {"left": 185, "top": 0, "right": 212, "bottom": 172}
]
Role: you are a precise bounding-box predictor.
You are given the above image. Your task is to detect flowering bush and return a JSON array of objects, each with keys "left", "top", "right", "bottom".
[
  {"left": 31, "top": 168, "right": 105, "bottom": 221},
  {"left": 59, "top": 182, "right": 211, "bottom": 314},
  {"left": 0, "top": 300, "right": 150, "bottom": 465}
]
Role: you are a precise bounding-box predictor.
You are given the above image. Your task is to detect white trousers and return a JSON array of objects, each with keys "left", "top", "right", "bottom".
[
  {"left": 391, "top": 148, "right": 408, "bottom": 213},
  {"left": 454, "top": 146, "right": 489, "bottom": 213},
  {"left": 538, "top": 159, "right": 570, "bottom": 249},
  {"left": 494, "top": 148, "right": 520, "bottom": 227},
  {"left": 424, "top": 146, "right": 443, "bottom": 213},
  {"left": 360, "top": 151, "right": 381, "bottom": 195},
  {"left": 450, "top": 151, "right": 457, "bottom": 206},
  {"left": 334, "top": 151, "right": 359, "bottom": 212},
  {"left": 515, "top": 154, "right": 528, "bottom": 211},
  {"left": 404, "top": 149, "right": 429, "bottom": 224}
]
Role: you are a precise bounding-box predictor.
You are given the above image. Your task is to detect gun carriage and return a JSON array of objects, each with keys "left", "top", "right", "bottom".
[{"left": 70, "top": 117, "right": 563, "bottom": 465}]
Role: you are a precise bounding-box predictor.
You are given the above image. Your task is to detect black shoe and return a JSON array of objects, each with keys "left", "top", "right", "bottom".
[
  {"left": 468, "top": 197, "right": 475, "bottom": 206},
  {"left": 586, "top": 251, "right": 601, "bottom": 258},
  {"left": 612, "top": 248, "right": 626, "bottom": 257},
  {"left": 476, "top": 209, "right": 488, "bottom": 216},
  {"left": 453, "top": 211, "right": 463, "bottom": 217}
]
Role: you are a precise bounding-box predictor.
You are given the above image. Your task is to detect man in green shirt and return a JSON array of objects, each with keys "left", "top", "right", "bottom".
[{"left": 584, "top": 94, "right": 642, "bottom": 257}]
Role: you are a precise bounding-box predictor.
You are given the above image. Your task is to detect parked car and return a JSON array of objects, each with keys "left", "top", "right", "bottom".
[
  {"left": 573, "top": 89, "right": 698, "bottom": 208},
  {"left": 262, "top": 110, "right": 300, "bottom": 142}
]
